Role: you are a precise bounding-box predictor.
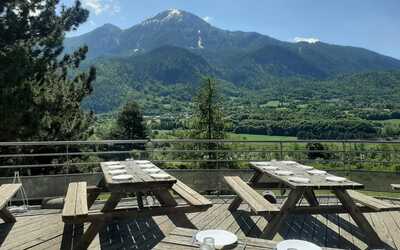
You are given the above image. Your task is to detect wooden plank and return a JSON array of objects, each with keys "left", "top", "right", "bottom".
[
  {"left": 347, "top": 190, "right": 398, "bottom": 211},
  {"left": 333, "top": 189, "right": 383, "bottom": 248},
  {"left": 0, "top": 207, "right": 16, "bottom": 223},
  {"left": 261, "top": 188, "right": 304, "bottom": 239},
  {"left": 225, "top": 176, "right": 279, "bottom": 214},
  {"left": 76, "top": 182, "right": 88, "bottom": 216},
  {"left": 229, "top": 171, "right": 263, "bottom": 211},
  {"left": 0, "top": 184, "right": 22, "bottom": 209},
  {"left": 62, "top": 182, "right": 78, "bottom": 218},
  {"left": 172, "top": 180, "right": 212, "bottom": 207},
  {"left": 62, "top": 182, "right": 88, "bottom": 222}
]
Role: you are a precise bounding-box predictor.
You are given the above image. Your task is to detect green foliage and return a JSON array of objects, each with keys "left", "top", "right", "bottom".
[
  {"left": 0, "top": 0, "right": 95, "bottom": 141},
  {"left": 114, "top": 101, "right": 147, "bottom": 140}
]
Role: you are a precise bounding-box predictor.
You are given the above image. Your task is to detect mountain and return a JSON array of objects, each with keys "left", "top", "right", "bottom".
[{"left": 65, "top": 9, "right": 400, "bottom": 78}]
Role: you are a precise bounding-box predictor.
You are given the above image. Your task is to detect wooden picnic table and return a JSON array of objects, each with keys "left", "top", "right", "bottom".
[
  {"left": 62, "top": 160, "right": 212, "bottom": 250},
  {"left": 154, "top": 227, "right": 343, "bottom": 250},
  {"left": 226, "top": 161, "right": 397, "bottom": 248}
]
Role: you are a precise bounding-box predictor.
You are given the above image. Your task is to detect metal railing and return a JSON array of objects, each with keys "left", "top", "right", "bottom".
[{"left": 1, "top": 139, "right": 400, "bottom": 193}]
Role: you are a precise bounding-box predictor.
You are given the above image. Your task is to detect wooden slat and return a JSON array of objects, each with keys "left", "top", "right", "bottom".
[
  {"left": 225, "top": 176, "right": 279, "bottom": 214},
  {"left": 62, "top": 182, "right": 88, "bottom": 221},
  {"left": 347, "top": 190, "right": 398, "bottom": 211},
  {"left": 172, "top": 180, "right": 212, "bottom": 207},
  {"left": 0, "top": 184, "right": 22, "bottom": 209}
]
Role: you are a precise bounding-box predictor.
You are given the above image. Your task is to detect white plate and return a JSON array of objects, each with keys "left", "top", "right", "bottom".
[
  {"left": 112, "top": 174, "right": 133, "bottom": 181},
  {"left": 108, "top": 169, "right": 127, "bottom": 175},
  {"left": 326, "top": 176, "right": 347, "bottom": 182},
  {"left": 108, "top": 165, "right": 125, "bottom": 170},
  {"left": 139, "top": 164, "right": 156, "bottom": 169},
  {"left": 135, "top": 160, "right": 150, "bottom": 164},
  {"left": 143, "top": 168, "right": 160, "bottom": 174},
  {"left": 150, "top": 173, "right": 170, "bottom": 180},
  {"left": 195, "top": 230, "right": 238, "bottom": 249},
  {"left": 253, "top": 161, "right": 272, "bottom": 165},
  {"left": 297, "top": 165, "right": 314, "bottom": 170},
  {"left": 275, "top": 170, "right": 294, "bottom": 176},
  {"left": 103, "top": 161, "right": 120, "bottom": 166},
  {"left": 281, "top": 161, "right": 297, "bottom": 165},
  {"left": 288, "top": 177, "right": 311, "bottom": 183},
  {"left": 308, "top": 169, "right": 327, "bottom": 175},
  {"left": 277, "top": 239, "right": 322, "bottom": 250}
]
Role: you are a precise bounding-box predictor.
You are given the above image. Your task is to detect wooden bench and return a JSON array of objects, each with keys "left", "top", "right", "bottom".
[
  {"left": 347, "top": 190, "right": 400, "bottom": 212},
  {"left": 224, "top": 176, "right": 279, "bottom": 215},
  {"left": 0, "top": 184, "right": 22, "bottom": 223},
  {"left": 172, "top": 180, "right": 212, "bottom": 209},
  {"left": 62, "top": 182, "right": 88, "bottom": 223}
]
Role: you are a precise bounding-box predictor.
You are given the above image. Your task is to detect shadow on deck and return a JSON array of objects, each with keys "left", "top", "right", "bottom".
[{"left": 1, "top": 197, "right": 400, "bottom": 250}]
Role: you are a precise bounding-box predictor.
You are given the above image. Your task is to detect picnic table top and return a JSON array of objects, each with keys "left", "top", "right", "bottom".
[
  {"left": 100, "top": 160, "right": 177, "bottom": 192},
  {"left": 250, "top": 161, "right": 364, "bottom": 190},
  {"left": 154, "top": 227, "right": 343, "bottom": 250}
]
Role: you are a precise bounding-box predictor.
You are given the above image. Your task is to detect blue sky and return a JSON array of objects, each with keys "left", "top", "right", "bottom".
[{"left": 62, "top": 0, "right": 400, "bottom": 59}]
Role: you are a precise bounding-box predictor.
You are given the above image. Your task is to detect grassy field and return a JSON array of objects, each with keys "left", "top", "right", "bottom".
[
  {"left": 228, "top": 133, "right": 297, "bottom": 141},
  {"left": 381, "top": 119, "right": 400, "bottom": 125}
]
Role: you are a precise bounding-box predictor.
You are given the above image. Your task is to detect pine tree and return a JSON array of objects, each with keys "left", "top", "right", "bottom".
[
  {"left": 0, "top": 0, "right": 95, "bottom": 141},
  {"left": 115, "top": 101, "right": 147, "bottom": 140},
  {"left": 191, "top": 77, "right": 227, "bottom": 168}
]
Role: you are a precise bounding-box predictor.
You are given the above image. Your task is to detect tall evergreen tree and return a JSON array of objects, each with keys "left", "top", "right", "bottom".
[
  {"left": 115, "top": 101, "right": 147, "bottom": 140},
  {"left": 0, "top": 0, "right": 95, "bottom": 141},
  {"left": 191, "top": 77, "right": 226, "bottom": 168}
]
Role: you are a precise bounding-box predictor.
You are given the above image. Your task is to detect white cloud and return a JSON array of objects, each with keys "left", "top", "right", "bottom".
[
  {"left": 82, "top": 0, "right": 120, "bottom": 15},
  {"left": 294, "top": 37, "right": 320, "bottom": 44},
  {"left": 202, "top": 16, "right": 213, "bottom": 23}
]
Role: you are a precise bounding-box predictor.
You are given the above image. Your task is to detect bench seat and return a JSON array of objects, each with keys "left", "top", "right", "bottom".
[
  {"left": 224, "top": 176, "right": 279, "bottom": 215},
  {"left": 347, "top": 190, "right": 400, "bottom": 212},
  {"left": 62, "top": 182, "right": 88, "bottom": 223},
  {"left": 172, "top": 180, "right": 212, "bottom": 209},
  {"left": 0, "top": 184, "right": 22, "bottom": 223}
]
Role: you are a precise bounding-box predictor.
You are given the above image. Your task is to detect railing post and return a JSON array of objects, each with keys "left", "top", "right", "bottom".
[
  {"left": 279, "top": 142, "right": 283, "bottom": 160},
  {"left": 341, "top": 142, "right": 346, "bottom": 172}
]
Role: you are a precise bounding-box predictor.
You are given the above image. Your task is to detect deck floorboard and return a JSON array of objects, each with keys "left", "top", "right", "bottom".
[{"left": 0, "top": 197, "right": 399, "bottom": 249}]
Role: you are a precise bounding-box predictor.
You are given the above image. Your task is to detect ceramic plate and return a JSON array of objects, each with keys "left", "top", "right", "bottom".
[
  {"left": 143, "top": 168, "right": 160, "bottom": 174},
  {"left": 307, "top": 169, "right": 327, "bottom": 175},
  {"left": 150, "top": 173, "right": 170, "bottom": 180},
  {"left": 298, "top": 165, "right": 314, "bottom": 170},
  {"left": 108, "top": 169, "right": 127, "bottom": 175},
  {"left": 274, "top": 170, "right": 294, "bottom": 176},
  {"left": 135, "top": 160, "right": 151, "bottom": 164},
  {"left": 195, "top": 230, "right": 238, "bottom": 249},
  {"left": 326, "top": 176, "right": 347, "bottom": 182},
  {"left": 139, "top": 164, "right": 156, "bottom": 169},
  {"left": 277, "top": 240, "right": 322, "bottom": 250},
  {"left": 108, "top": 165, "right": 125, "bottom": 170},
  {"left": 112, "top": 174, "right": 133, "bottom": 181},
  {"left": 288, "top": 177, "right": 311, "bottom": 183}
]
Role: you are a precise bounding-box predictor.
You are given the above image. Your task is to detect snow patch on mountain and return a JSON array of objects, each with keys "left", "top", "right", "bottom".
[
  {"left": 197, "top": 30, "right": 204, "bottom": 49},
  {"left": 294, "top": 37, "right": 320, "bottom": 44}
]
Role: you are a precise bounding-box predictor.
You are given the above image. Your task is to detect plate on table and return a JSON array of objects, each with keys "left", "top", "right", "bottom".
[
  {"left": 277, "top": 239, "right": 322, "bottom": 250},
  {"left": 275, "top": 170, "right": 294, "bottom": 176},
  {"left": 135, "top": 160, "right": 151, "bottom": 164},
  {"left": 150, "top": 173, "right": 170, "bottom": 180},
  {"left": 307, "top": 169, "right": 327, "bottom": 175},
  {"left": 112, "top": 174, "right": 133, "bottom": 181},
  {"left": 195, "top": 230, "right": 238, "bottom": 249},
  {"left": 253, "top": 161, "right": 272, "bottom": 166},
  {"left": 326, "top": 176, "right": 347, "bottom": 182},
  {"left": 103, "top": 161, "right": 120, "bottom": 166},
  {"left": 108, "top": 169, "right": 127, "bottom": 175},
  {"left": 139, "top": 164, "right": 156, "bottom": 169},
  {"left": 143, "top": 168, "right": 160, "bottom": 174},
  {"left": 288, "top": 176, "right": 311, "bottom": 183},
  {"left": 297, "top": 165, "right": 314, "bottom": 170},
  {"left": 108, "top": 165, "right": 125, "bottom": 170},
  {"left": 281, "top": 161, "right": 297, "bottom": 165}
]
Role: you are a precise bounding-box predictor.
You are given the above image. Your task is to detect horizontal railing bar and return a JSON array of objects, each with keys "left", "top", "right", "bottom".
[{"left": 2, "top": 139, "right": 400, "bottom": 147}]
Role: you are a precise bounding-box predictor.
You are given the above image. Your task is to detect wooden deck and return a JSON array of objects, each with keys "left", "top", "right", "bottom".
[{"left": 1, "top": 197, "right": 400, "bottom": 250}]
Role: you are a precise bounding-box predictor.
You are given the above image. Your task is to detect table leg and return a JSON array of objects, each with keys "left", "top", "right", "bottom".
[
  {"left": 76, "top": 192, "right": 122, "bottom": 250},
  {"left": 0, "top": 207, "right": 16, "bottom": 223},
  {"left": 229, "top": 171, "right": 263, "bottom": 211},
  {"left": 333, "top": 189, "right": 383, "bottom": 248},
  {"left": 303, "top": 188, "right": 319, "bottom": 207},
  {"left": 136, "top": 192, "right": 144, "bottom": 209},
  {"left": 261, "top": 188, "right": 304, "bottom": 240},
  {"left": 87, "top": 178, "right": 105, "bottom": 208},
  {"left": 154, "top": 189, "right": 196, "bottom": 229}
]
